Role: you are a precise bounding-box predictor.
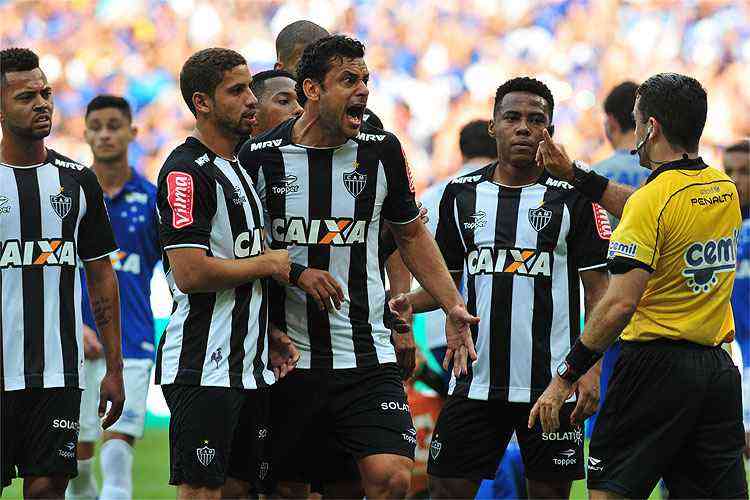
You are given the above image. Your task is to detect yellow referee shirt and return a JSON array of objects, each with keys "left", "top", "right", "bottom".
[{"left": 607, "top": 157, "right": 742, "bottom": 346}]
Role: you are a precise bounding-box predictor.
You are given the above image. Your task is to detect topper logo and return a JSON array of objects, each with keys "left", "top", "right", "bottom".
[{"left": 167, "top": 172, "right": 194, "bottom": 229}]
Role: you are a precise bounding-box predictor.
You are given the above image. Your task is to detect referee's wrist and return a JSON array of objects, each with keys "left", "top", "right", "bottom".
[{"left": 571, "top": 162, "right": 609, "bottom": 202}]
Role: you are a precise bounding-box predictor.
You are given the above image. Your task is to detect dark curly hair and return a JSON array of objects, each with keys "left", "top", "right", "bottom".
[
  {"left": 636, "top": 73, "right": 706, "bottom": 153},
  {"left": 180, "top": 48, "right": 246, "bottom": 117},
  {"left": 494, "top": 77, "right": 554, "bottom": 122},
  {"left": 1, "top": 47, "right": 40, "bottom": 85},
  {"left": 86, "top": 94, "right": 132, "bottom": 122},
  {"left": 295, "top": 35, "right": 365, "bottom": 106}
]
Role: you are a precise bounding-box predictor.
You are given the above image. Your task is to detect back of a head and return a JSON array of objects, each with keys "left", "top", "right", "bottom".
[
  {"left": 604, "top": 81, "right": 638, "bottom": 132},
  {"left": 295, "top": 35, "right": 365, "bottom": 107},
  {"left": 0, "top": 47, "right": 39, "bottom": 85},
  {"left": 459, "top": 120, "right": 495, "bottom": 161},
  {"left": 636, "top": 73, "right": 707, "bottom": 153},
  {"left": 86, "top": 94, "right": 132, "bottom": 122},
  {"left": 180, "top": 47, "right": 246, "bottom": 117},
  {"left": 276, "top": 20, "right": 329, "bottom": 74}
]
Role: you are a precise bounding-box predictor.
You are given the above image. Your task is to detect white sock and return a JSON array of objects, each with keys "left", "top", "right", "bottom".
[
  {"left": 99, "top": 439, "right": 134, "bottom": 500},
  {"left": 65, "top": 457, "right": 98, "bottom": 499}
]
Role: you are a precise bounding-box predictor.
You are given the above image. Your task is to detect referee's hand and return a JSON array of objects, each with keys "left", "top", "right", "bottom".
[
  {"left": 528, "top": 375, "right": 574, "bottom": 433},
  {"left": 99, "top": 369, "right": 125, "bottom": 430}
]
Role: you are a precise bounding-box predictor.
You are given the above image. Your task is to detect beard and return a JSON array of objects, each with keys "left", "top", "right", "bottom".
[{"left": 6, "top": 120, "right": 51, "bottom": 140}]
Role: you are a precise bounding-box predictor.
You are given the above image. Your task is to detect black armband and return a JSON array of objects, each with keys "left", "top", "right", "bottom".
[
  {"left": 289, "top": 263, "right": 307, "bottom": 286},
  {"left": 572, "top": 164, "right": 609, "bottom": 202},
  {"left": 557, "top": 339, "right": 603, "bottom": 383}
]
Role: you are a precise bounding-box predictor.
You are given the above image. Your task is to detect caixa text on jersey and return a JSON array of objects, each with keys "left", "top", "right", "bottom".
[{"left": 271, "top": 217, "right": 369, "bottom": 246}]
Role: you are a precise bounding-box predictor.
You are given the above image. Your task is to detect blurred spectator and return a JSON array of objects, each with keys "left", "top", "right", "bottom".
[{"left": 2, "top": 0, "right": 748, "bottom": 190}]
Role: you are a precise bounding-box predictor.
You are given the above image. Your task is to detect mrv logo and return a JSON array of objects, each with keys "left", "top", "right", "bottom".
[
  {"left": 467, "top": 247, "right": 551, "bottom": 277},
  {"left": 0, "top": 239, "right": 76, "bottom": 268},
  {"left": 271, "top": 217, "right": 369, "bottom": 246},
  {"left": 683, "top": 232, "right": 738, "bottom": 293}
]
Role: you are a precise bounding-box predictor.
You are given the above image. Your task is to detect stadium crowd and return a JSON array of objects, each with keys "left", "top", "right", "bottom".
[{"left": 1, "top": 0, "right": 749, "bottom": 192}]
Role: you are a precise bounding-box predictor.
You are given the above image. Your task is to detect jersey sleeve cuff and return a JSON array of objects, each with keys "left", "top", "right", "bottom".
[
  {"left": 608, "top": 256, "right": 655, "bottom": 274},
  {"left": 163, "top": 243, "right": 210, "bottom": 251},
  {"left": 80, "top": 248, "right": 119, "bottom": 262},
  {"left": 383, "top": 212, "right": 420, "bottom": 225},
  {"left": 578, "top": 262, "right": 608, "bottom": 272}
]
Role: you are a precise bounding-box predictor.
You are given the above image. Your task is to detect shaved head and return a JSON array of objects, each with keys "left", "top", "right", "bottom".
[{"left": 275, "top": 20, "right": 329, "bottom": 77}]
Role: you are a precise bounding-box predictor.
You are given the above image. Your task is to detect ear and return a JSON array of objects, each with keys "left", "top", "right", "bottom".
[
  {"left": 274, "top": 62, "right": 283, "bottom": 71},
  {"left": 487, "top": 120, "right": 495, "bottom": 137},
  {"left": 192, "top": 92, "right": 212, "bottom": 116},
  {"left": 130, "top": 124, "right": 138, "bottom": 140},
  {"left": 303, "top": 78, "right": 320, "bottom": 103},
  {"left": 648, "top": 116, "right": 659, "bottom": 138},
  {"left": 83, "top": 127, "right": 94, "bottom": 146}
]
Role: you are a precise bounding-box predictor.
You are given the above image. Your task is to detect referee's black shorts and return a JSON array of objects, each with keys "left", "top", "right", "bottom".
[{"left": 588, "top": 339, "right": 748, "bottom": 499}]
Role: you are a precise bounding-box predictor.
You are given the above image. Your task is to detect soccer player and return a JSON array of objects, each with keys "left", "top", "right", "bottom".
[
  {"left": 239, "top": 35, "right": 478, "bottom": 499},
  {"left": 0, "top": 47, "right": 124, "bottom": 498},
  {"left": 532, "top": 73, "right": 747, "bottom": 498},
  {"left": 724, "top": 139, "right": 750, "bottom": 455},
  {"left": 249, "top": 69, "right": 303, "bottom": 137},
  {"left": 65, "top": 95, "right": 161, "bottom": 500},
  {"left": 155, "top": 48, "right": 299, "bottom": 500},
  {"left": 391, "top": 77, "right": 610, "bottom": 499}
]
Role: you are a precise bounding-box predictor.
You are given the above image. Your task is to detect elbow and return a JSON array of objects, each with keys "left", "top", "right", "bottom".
[
  {"left": 611, "top": 296, "right": 639, "bottom": 320},
  {"left": 173, "top": 266, "right": 203, "bottom": 294}
]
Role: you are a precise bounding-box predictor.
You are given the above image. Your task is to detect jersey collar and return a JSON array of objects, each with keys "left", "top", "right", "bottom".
[{"left": 645, "top": 156, "right": 707, "bottom": 184}]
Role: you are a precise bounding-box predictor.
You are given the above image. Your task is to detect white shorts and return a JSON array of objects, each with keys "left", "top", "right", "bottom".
[{"left": 79, "top": 357, "right": 154, "bottom": 442}]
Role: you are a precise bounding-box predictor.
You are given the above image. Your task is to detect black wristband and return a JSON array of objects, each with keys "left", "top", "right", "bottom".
[
  {"left": 289, "top": 263, "right": 307, "bottom": 286},
  {"left": 563, "top": 339, "right": 603, "bottom": 382},
  {"left": 572, "top": 165, "right": 609, "bottom": 202}
]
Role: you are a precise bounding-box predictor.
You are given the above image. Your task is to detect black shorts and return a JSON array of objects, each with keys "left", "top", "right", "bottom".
[
  {"left": 427, "top": 396, "right": 584, "bottom": 482},
  {"left": 1, "top": 388, "right": 82, "bottom": 487},
  {"left": 588, "top": 339, "right": 747, "bottom": 499},
  {"left": 271, "top": 363, "right": 415, "bottom": 483},
  {"left": 161, "top": 385, "right": 270, "bottom": 490}
]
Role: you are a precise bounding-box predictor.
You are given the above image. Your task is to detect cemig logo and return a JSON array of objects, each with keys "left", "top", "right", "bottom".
[
  {"left": 167, "top": 172, "right": 194, "bottom": 229},
  {"left": 250, "top": 139, "right": 283, "bottom": 151},
  {"left": 683, "top": 232, "right": 738, "bottom": 293},
  {"left": 271, "top": 217, "right": 368, "bottom": 246},
  {"left": 608, "top": 241, "right": 637, "bottom": 259},
  {"left": 467, "top": 247, "right": 551, "bottom": 277},
  {"left": 234, "top": 229, "right": 264, "bottom": 258},
  {"left": 0, "top": 239, "right": 76, "bottom": 268}
]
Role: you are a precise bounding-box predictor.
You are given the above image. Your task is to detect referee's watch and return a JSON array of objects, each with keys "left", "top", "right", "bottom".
[{"left": 556, "top": 360, "right": 580, "bottom": 383}]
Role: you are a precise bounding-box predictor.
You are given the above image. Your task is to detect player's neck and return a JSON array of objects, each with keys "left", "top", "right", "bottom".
[
  {"left": 193, "top": 122, "right": 240, "bottom": 160},
  {"left": 493, "top": 161, "right": 544, "bottom": 187},
  {"left": 292, "top": 110, "right": 348, "bottom": 148},
  {"left": 92, "top": 159, "right": 131, "bottom": 197},
  {"left": 0, "top": 132, "right": 46, "bottom": 166},
  {"left": 610, "top": 131, "right": 635, "bottom": 152}
]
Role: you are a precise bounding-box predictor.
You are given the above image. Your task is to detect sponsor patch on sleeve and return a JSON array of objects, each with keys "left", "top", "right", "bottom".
[
  {"left": 167, "top": 171, "right": 195, "bottom": 229},
  {"left": 592, "top": 203, "right": 612, "bottom": 239}
]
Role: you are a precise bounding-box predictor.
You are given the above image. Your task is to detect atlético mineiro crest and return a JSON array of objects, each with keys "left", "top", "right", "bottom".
[
  {"left": 196, "top": 441, "right": 215, "bottom": 467},
  {"left": 259, "top": 461, "right": 270, "bottom": 480},
  {"left": 50, "top": 188, "right": 72, "bottom": 220},
  {"left": 343, "top": 162, "right": 367, "bottom": 198},
  {"left": 528, "top": 206, "right": 552, "bottom": 232},
  {"left": 430, "top": 438, "right": 442, "bottom": 460}
]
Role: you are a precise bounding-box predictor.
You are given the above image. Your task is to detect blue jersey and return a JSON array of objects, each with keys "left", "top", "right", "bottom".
[
  {"left": 81, "top": 169, "right": 160, "bottom": 359},
  {"left": 733, "top": 209, "right": 750, "bottom": 365}
]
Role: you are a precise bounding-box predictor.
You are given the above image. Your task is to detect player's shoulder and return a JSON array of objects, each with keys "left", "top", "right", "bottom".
[
  {"left": 239, "top": 119, "right": 294, "bottom": 158},
  {"left": 353, "top": 121, "right": 398, "bottom": 149},
  {"left": 158, "top": 137, "right": 216, "bottom": 183},
  {"left": 46, "top": 149, "right": 99, "bottom": 189},
  {"left": 446, "top": 164, "right": 490, "bottom": 188}
]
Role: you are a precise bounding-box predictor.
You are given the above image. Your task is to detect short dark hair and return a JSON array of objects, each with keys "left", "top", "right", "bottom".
[
  {"left": 459, "top": 120, "right": 495, "bottom": 159},
  {"left": 725, "top": 139, "right": 749, "bottom": 155},
  {"left": 180, "top": 48, "right": 246, "bottom": 117},
  {"left": 85, "top": 94, "right": 132, "bottom": 122},
  {"left": 636, "top": 73, "right": 707, "bottom": 152},
  {"left": 276, "top": 20, "right": 329, "bottom": 68},
  {"left": 604, "top": 81, "right": 638, "bottom": 132},
  {"left": 494, "top": 77, "right": 554, "bottom": 122},
  {"left": 250, "top": 69, "right": 295, "bottom": 100},
  {"left": 0, "top": 47, "right": 39, "bottom": 85},
  {"left": 295, "top": 35, "right": 365, "bottom": 106}
]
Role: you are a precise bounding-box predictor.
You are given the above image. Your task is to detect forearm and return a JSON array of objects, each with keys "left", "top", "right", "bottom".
[
  {"left": 405, "top": 287, "right": 440, "bottom": 313},
  {"left": 598, "top": 182, "right": 636, "bottom": 219},
  {"left": 170, "top": 251, "right": 276, "bottom": 294},
  {"left": 385, "top": 250, "right": 412, "bottom": 296},
  {"left": 393, "top": 224, "right": 463, "bottom": 313},
  {"left": 580, "top": 294, "right": 635, "bottom": 353},
  {"left": 86, "top": 269, "right": 122, "bottom": 372}
]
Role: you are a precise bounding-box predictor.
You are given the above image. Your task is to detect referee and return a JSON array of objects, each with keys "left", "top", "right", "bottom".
[{"left": 531, "top": 73, "right": 747, "bottom": 498}]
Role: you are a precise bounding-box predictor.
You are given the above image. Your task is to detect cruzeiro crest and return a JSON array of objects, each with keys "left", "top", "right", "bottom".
[
  {"left": 528, "top": 206, "right": 552, "bottom": 232},
  {"left": 50, "top": 187, "right": 72, "bottom": 220},
  {"left": 196, "top": 441, "right": 216, "bottom": 467},
  {"left": 342, "top": 162, "right": 367, "bottom": 198}
]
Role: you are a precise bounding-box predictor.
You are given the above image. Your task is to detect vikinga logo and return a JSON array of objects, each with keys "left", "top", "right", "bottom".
[
  {"left": 271, "top": 217, "right": 369, "bottom": 246},
  {"left": 0, "top": 239, "right": 77, "bottom": 268},
  {"left": 467, "top": 247, "right": 551, "bottom": 277}
]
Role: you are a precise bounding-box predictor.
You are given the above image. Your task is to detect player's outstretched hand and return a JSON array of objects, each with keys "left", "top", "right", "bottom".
[
  {"left": 297, "top": 268, "right": 345, "bottom": 312},
  {"left": 99, "top": 369, "right": 125, "bottom": 430},
  {"left": 536, "top": 128, "right": 574, "bottom": 182},
  {"left": 269, "top": 325, "right": 300, "bottom": 380},
  {"left": 444, "top": 305, "right": 479, "bottom": 377},
  {"left": 266, "top": 248, "right": 291, "bottom": 284},
  {"left": 570, "top": 369, "right": 600, "bottom": 426},
  {"left": 528, "top": 375, "right": 574, "bottom": 433}
]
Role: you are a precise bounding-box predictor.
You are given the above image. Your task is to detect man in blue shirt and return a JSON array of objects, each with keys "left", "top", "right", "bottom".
[
  {"left": 66, "top": 96, "right": 161, "bottom": 500},
  {"left": 724, "top": 139, "right": 750, "bottom": 456},
  {"left": 587, "top": 82, "right": 651, "bottom": 438}
]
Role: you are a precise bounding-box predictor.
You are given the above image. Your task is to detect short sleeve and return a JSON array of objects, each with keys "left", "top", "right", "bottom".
[
  {"left": 77, "top": 170, "right": 118, "bottom": 261},
  {"left": 569, "top": 199, "right": 610, "bottom": 272},
  {"left": 157, "top": 161, "right": 217, "bottom": 251},
  {"left": 607, "top": 191, "right": 661, "bottom": 274},
  {"left": 434, "top": 186, "right": 465, "bottom": 271},
  {"left": 381, "top": 135, "right": 420, "bottom": 224}
]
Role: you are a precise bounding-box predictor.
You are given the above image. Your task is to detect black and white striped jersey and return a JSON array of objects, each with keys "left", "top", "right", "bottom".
[
  {"left": 0, "top": 150, "right": 118, "bottom": 391},
  {"left": 436, "top": 164, "right": 610, "bottom": 402},
  {"left": 239, "top": 119, "right": 420, "bottom": 370},
  {"left": 155, "top": 137, "right": 273, "bottom": 389}
]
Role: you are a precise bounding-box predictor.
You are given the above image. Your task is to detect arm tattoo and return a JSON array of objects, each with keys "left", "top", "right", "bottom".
[{"left": 91, "top": 297, "right": 113, "bottom": 329}]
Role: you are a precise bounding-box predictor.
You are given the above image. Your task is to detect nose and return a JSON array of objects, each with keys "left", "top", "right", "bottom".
[
  {"left": 515, "top": 118, "right": 531, "bottom": 136},
  {"left": 247, "top": 88, "right": 258, "bottom": 108},
  {"left": 355, "top": 80, "right": 369, "bottom": 98}
]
